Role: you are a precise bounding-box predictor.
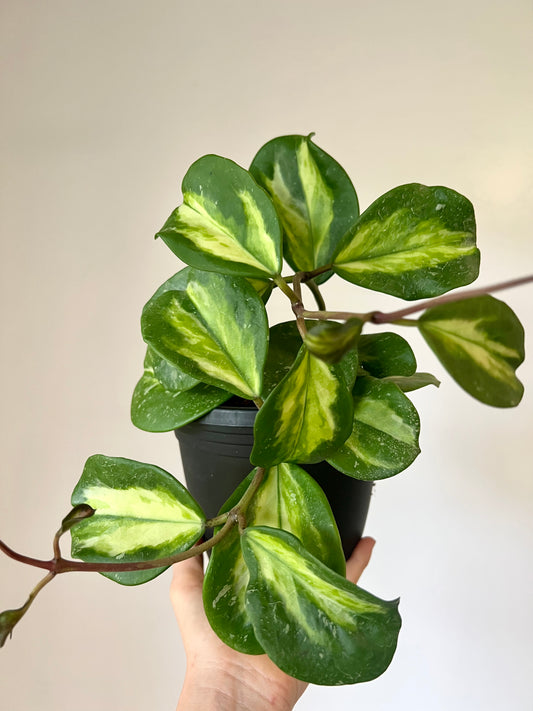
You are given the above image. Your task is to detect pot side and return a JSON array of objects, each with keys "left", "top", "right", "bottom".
[{"left": 175, "top": 399, "right": 373, "bottom": 559}]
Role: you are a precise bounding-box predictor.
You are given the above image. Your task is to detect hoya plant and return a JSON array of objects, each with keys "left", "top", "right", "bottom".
[{"left": 1, "top": 134, "right": 530, "bottom": 686}]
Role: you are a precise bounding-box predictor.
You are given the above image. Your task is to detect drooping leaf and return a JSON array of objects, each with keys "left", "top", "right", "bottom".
[
  {"left": 333, "top": 184, "right": 479, "bottom": 300},
  {"left": 157, "top": 155, "right": 282, "bottom": 278},
  {"left": 250, "top": 134, "right": 359, "bottom": 281},
  {"left": 252, "top": 346, "right": 354, "bottom": 466},
  {"left": 0, "top": 607, "right": 28, "bottom": 648},
  {"left": 131, "top": 348, "right": 231, "bottom": 432},
  {"left": 358, "top": 332, "right": 417, "bottom": 378},
  {"left": 70, "top": 455, "right": 205, "bottom": 585},
  {"left": 328, "top": 377, "right": 420, "bottom": 480},
  {"left": 241, "top": 526, "right": 401, "bottom": 685},
  {"left": 203, "top": 464, "right": 345, "bottom": 654},
  {"left": 304, "top": 319, "right": 363, "bottom": 364},
  {"left": 382, "top": 372, "right": 441, "bottom": 392},
  {"left": 141, "top": 270, "right": 268, "bottom": 399},
  {"left": 419, "top": 295, "right": 525, "bottom": 407}
]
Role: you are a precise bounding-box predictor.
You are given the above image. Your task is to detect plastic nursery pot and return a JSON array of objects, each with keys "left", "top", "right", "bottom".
[{"left": 174, "top": 397, "right": 374, "bottom": 559}]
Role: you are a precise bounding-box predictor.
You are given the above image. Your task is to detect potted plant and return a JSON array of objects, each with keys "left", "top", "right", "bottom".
[{"left": 1, "top": 133, "right": 530, "bottom": 686}]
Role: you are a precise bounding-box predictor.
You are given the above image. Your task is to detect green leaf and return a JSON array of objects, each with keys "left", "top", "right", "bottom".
[
  {"left": 241, "top": 526, "right": 401, "bottom": 685},
  {"left": 141, "top": 269, "right": 268, "bottom": 399},
  {"left": 304, "top": 319, "right": 363, "bottom": 364},
  {"left": 251, "top": 346, "right": 354, "bottom": 466},
  {"left": 250, "top": 134, "right": 359, "bottom": 280},
  {"left": 0, "top": 607, "right": 27, "bottom": 648},
  {"left": 328, "top": 377, "right": 420, "bottom": 480},
  {"left": 262, "top": 320, "right": 358, "bottom": 398},
  {"left": 246, "top": 277, "right": 274, "bottom": 304},
  {"left": 70, "top": 455, "right": 205, "bottom": 585},
  {"left": 418, "top": 295, "right": 525, "bottom": 407},
  {"left": 333, "top": 184, "right": 479, "bottom": 300},
  {"left": 382, "top": 372, "right": 441, "bottom": 392},
  {"left": 203, "top": 464, "right": 345, "bottom": 654},
  {"left": 131, "top": 348, "right": 231, "bottom": 432},
  {"left": 60, "top": 504, "right": 95, "bottom": 533},
  {"left": 358, "top": 332, "right": 417, "bottom": 378},
  {"left": 157, "top": 155, "right": 282, "bottom": 278}
]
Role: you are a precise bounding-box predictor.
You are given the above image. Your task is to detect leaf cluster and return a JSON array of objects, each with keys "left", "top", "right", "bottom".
[{"left": 1, "top": 134, "right": 528, "bottom": 686}]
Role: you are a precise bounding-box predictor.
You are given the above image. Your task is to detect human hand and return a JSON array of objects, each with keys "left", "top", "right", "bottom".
[{"left": 170, "top": 536, "right": 375, "bottom": 711}]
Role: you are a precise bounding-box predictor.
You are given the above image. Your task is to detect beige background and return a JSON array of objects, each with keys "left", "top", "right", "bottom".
[{"left": 1, "top": 1, "right": 532, "bottom": 709}]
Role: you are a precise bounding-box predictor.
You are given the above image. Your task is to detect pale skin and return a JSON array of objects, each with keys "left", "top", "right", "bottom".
[{"left": 170, "top": 536, "right": 376, "bottom": 711}]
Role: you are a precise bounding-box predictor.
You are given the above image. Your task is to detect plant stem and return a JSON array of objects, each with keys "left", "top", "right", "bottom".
[
  {"left": 0, "top": 470, "right": 266, "bottom": 575},
  {"left": 302, "top": 274, "right": 533, "bottom": 326},
  {"left": 273, "top": 275, "right": 300, "bottom": 304},
  {"left": 372, "top": 274, "right": 533, "bottom": 324},
  {"left": 18, "top": 571, "right": 56, "bottom": 614},
  {"left": 291, "top": 273, "right": 308, "bottom": 337},
  {"left": 302, "top": 309, "right": 372, "bottom": 322},
  {"left": 306, "top": 279, "right": 326, "bottom": 311}
]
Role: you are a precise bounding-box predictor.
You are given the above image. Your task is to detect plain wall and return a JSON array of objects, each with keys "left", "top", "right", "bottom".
[{"left": 1, "top": 1, "right": 532, "bottom": 709}]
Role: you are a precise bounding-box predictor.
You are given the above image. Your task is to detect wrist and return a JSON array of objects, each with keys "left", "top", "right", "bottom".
[{"left": 177, "top": 662, "right": 296, "bottom": 711}]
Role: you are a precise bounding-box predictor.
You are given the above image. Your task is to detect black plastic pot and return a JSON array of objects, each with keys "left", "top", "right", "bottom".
[{"left": 175, "top": 398, "right": 374, "bottom": 559}]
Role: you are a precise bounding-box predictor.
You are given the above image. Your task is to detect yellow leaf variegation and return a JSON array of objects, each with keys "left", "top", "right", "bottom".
[
  {"left": 241, "top": 527, "right": 401, "bottom": 685},
  {"left": 203, "top": 464, "right": 345, "bottom": 654},
  {"left": 328, "top": 377, "right": 421, "bottom": 480},
  {"left": 157, "top": 155, "right": 282, "bottom": 278},
  {"left": 250, "top": 134, "right": 359, "bottom": 278},
  {"left": 333, "top": 183, "right": 479, "bottom": 300},
  {"left": 419, "top": 295, "right": 525, "bottom": 407},
  {"left": 251, "top": 346, "right": 354, "bottom": 466},
  {"left": 141, "top": 269, "right": 268, "bottom": 399},
  {"left": 70, "top": 455, "right": 205, "bottom": 585}
]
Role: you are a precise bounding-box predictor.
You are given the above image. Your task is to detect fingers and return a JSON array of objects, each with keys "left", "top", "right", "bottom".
[{"left": 345, "top": 536, "right": 375, "bottom": 584}]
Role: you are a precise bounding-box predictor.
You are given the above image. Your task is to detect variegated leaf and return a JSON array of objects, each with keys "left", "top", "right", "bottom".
[
  {"left": 333, "top": 184, "right": 479, "bottom": 300},
  {"left": 204, "top": 464, "right": 345, "bottom": 654},
  {"left": 419, "top": 295, "right": 525, "bottom": 407},
  {"left": 241, "top": 526, "right": 401, "bottom": 685},
  {"left": 70, "top": 455, "right": 205, "bottom": 585},
  {"left": 328, "top": 377, "right": 420, "bottom": 480},
  {"left": 304, "top": 319, "right": 363, "bottom": 364},
  {"left": 250, "top": 134, "right": 359, "bottom": 278},
  {"left": 358, "top": 332, "right": 417, "bottom": 378},
  {"left": 141, "top": 270, "right": 268, "bottom": 399},
  {"left": 131, "top": 348, "right": 231, "bottom": 432},
  {"left": 147, "top": 265, "right": 274, "bottom": 307},
  {"left": 157, "top": 155, "right": 282, "bottom": 278},
  {"left": 251, "top": 345, "right": 354, "bottom": 466}
]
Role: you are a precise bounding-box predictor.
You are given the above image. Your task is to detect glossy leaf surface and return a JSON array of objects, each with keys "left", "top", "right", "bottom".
[
  {"left": 141, "top": 270, "right": 268, "bottom": 399},
  {"left": 131, "top": 348, "right": 231, "bottom": 432},
  {"left": 70, "top": 455, "right": 205, "bottom": 585},
  {"left": 242, "top": 526, "right": 401, "bottom": 685},
  {"left": 328, "top": 377, "right": 420, "bottom": 480},
  {"left": 262, "top": 320, "right": 358, "bottom": 397},
  {"left": 419, "top": 295, "right": 525, "bottom": 407},
  {"left": 333, "top": 184, "right": 479, "bottom": 300},
  {"left": 304, "top": 319, "right": 363, "bottom": 363},
  {"left": 250, "top": 134, "right": 359, "bottom": 276},
  {"left": 252, "top": 346, "right": 354, "bottom": 466},
  {"left": 203, "top": 464, "right": 345, "bottom": 654},
  {"left": 157, "top": 155, "right": 282, "bottom": 278},
  {"left": 358, "top": 332, "right": 417, "bottom": 378}
]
